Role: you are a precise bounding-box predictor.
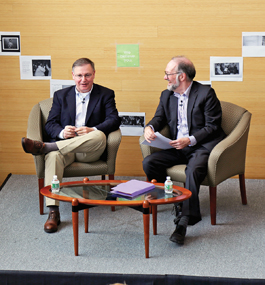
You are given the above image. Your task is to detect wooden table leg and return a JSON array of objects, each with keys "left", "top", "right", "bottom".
[
  {"left": 72, "top": 198, "right": 79, "bottom": 256},
  {"left": 152, "top": 205, "right": 157, "bottom": 235},
  {"left": 84, "top": 208, "right": 89, "bottom": 233},
  {"left": 142, "top": 200, "right": 150, "bottom": 258}
]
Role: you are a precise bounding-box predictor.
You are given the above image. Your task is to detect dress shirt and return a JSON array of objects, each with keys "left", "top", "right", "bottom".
[
  {"left": 75, "top": 87, "right": 92, "bottom": 128},
  {"left": 174, "top": 82, "right": 197, "bottom": 146}
]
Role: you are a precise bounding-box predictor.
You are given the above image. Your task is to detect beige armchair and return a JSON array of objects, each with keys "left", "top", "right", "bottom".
[
  {"left": 139, "top": 101, "right": 252, "bottom": 225},
  {"left": 27, "top": 98, "right": 122, "bottom": 215}
]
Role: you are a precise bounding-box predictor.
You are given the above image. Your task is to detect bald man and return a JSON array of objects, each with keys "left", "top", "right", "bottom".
[{"left": 143, "top": 56, "right": 226, "bottom": 244}]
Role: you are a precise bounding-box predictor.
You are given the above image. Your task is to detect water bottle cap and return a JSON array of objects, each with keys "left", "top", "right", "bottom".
[
  {"left": 166, "top": 176, "right": 171, "bottom": 180},
  {"left": 53, "top": 175, "right": 58, "bottom": 179}
]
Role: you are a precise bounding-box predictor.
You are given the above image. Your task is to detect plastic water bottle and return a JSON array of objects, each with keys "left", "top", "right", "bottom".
[
  {"left": 51, "top": 175, "right": 60, "bottom": 193},
  {"left": 164, "top": 176, "right": 173, "bottom": 194}
]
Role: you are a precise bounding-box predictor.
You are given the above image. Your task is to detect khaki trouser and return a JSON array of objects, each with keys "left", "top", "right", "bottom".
[{"left": 44, "top": 130, "right": 106, "bottom": 207}]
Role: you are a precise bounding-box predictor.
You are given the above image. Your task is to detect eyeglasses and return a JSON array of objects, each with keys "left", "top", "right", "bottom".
[
  {"left": 74, "top": 74, "right": 93, "bottom": 79},
  {"left": 164, "top": 71, "right": 182, "bottom": 79}
]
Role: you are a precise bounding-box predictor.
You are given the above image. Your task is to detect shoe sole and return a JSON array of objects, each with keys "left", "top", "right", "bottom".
[{"left": 21, "top": 137, "right": 28, "bottom": 153}]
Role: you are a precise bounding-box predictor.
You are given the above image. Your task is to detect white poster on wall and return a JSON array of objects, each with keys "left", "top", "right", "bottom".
[
  {"left": 242, "top": 32, "right": 265, "bottom": 57},
  {"left": 20, "top": 55, "right": 51, "bottom": 80},
  {"left": 198, "top": 81, "right": 211, "bottom": 86},
  {"left": 50, "top": 79, "right": 75, "bottom": 97},
  {"left": 210, "top": 57, "right": 243, "bottom": 81}
]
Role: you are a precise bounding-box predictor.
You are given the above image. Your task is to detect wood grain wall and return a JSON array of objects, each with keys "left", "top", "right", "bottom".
[{"left": 1, "top": 0, "right": 265, "bottom": 186}]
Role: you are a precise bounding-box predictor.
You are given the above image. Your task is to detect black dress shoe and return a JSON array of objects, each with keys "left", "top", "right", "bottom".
[
  {"left": 44, "top": 211, "right": 61, "bottom": 233},
  {"left": 169, "top": 225, "right": 186, "bottom": 245},
  {"left": 22, "top": 137, "right": 45, "bottom": 155}
]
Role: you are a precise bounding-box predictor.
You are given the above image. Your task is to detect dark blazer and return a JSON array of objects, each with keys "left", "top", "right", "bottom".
[
  {"left": 45, "top": 84, "right": 121, "bottom": 141},
  {"left": 147, "top": 81, "right": 226, "bottom": 152}
]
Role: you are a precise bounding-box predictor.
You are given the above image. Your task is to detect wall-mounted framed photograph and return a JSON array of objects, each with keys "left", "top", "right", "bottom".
[
  {"left": 210, "top": 57, "right": 243, "bottom": 81},
  {"left": 119, "top": 112, "right": 145, "bottom": 136},
  {"left": 0, "top": 32, "right": 21, "bottom": 56},
  {"left": 20, "top": 55, "right": 52, "bottom": 80}
]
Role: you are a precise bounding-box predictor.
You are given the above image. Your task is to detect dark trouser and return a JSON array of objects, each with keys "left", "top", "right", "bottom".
[{"left": 142, "top": 146, "right": 210, "bottom": 219}]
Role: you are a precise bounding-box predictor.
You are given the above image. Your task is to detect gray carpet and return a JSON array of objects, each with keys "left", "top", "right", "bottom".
[{"left": 1, "top": 174, "right": 265, "bottom": 279}]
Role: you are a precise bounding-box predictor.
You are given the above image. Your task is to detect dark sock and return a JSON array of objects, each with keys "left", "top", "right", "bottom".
[
  {"left": 178, "top": 216, "right": 189, "bottom": 228},
  {"left": 48, "top": 206, "right": 59, "bottom": 212},
  {"left": 43, "top": 142, "right": 59, "bottom": 154}
]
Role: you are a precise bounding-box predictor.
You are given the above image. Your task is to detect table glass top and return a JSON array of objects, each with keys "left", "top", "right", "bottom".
[{"left": 54, "top": 181, "right": 183, "bottom": 202}]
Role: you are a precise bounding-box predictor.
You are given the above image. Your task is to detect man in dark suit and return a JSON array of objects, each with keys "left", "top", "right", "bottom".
[
  {"left": 22, "top": 58, "right": 121, "bottom": 233},
  {"left": 143, "top": 56, "right": 226, "bottom": 244}
]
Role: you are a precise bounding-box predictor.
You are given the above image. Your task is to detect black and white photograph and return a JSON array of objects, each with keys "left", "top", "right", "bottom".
[
  {"left": 120, "top": 115, "right": 145, "bottom": 127},
  {"left": 20, "top": 55, "right": 52, "bottom": 80},
  {"left": 210, "top": 57, "right": 243, "bottom": 81},
  {"left": 32, "top": 60, "right": 51, "bottom": 77},
  {"left": 242, "top": 32, "right": 265, "bottom": 57},
  {"left": 119, "top": 112, "right": 145, "bottom": 136},
  {"left": 243, "top": 35, "right": 265, "bottom": 46},
  {"left": 214, "top": 63, "right": 239, "bottom": 75},
  {"left": 1, "top": 36, "right": 20, "bottom": 51},
  {"left": 0, "top": 32, "right": 21, "bottom": 56}
]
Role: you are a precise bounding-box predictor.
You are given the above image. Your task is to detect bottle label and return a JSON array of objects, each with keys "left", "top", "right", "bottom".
[
  {"left": 51, "top": 182, "right": 60, "bottom": 192},
  {"left": 164, "top": 182, "right": 173, "bottom": 193}
]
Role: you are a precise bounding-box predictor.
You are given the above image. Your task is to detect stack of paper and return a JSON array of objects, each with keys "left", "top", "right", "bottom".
[{"left": 111, "top": 180, "right": 155, "bottom": 198}]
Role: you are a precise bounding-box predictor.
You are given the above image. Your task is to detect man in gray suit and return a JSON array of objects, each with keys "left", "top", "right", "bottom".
[{"left": 143, "top": 56, "right": 226, "bottom": 244}]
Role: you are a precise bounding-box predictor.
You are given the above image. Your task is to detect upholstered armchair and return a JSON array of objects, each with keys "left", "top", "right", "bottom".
[
  {"left": 139, "top": 101, "right": 252, "bottom": 225},
  {"left": 27, "top": 98, "right": 122, "bottom": 215}
]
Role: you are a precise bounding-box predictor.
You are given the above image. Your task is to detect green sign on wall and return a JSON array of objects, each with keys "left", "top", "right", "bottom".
[{"left": 116, "top": 44, "right": 139, "bottom": 67}]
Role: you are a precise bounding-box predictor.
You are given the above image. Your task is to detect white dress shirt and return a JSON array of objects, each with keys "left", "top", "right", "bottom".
[{"left": 174, "top": 82, "right": 197, "bottom": 146}]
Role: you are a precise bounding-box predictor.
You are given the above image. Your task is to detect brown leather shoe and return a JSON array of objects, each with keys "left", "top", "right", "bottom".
[
  {"left": 21, "top": 137, "right": 45, "bottom": 155},
  {"left": 44, "top": 211, "right": 61, "bottom": 233}
]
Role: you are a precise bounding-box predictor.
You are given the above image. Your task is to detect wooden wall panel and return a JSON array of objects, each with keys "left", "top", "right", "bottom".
[{"left": 1, "top": 0, "right": 265, "bottom": 185}]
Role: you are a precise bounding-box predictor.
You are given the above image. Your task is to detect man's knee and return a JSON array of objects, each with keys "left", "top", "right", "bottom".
[{"left": 93, "top": 130, "right": 106, "bottom": 148}]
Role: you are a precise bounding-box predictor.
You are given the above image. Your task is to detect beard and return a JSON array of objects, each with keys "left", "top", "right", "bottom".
[{"left": 167, "top": 75, "right": 180, "bottom": 91}]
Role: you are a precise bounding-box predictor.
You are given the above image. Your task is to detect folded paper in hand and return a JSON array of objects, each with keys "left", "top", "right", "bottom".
[
  {"left": 141, "top": 132, "right": 174, "bottom": 149},
  {"left": 111, "top": 180, "right": 155, "bottom": 198}
]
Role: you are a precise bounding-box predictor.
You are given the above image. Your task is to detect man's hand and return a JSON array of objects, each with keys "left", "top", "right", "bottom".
[
  {"left": 75, "top": 126, "right": 94, "bottom": 136},
  {"left": 170, "top": 137, "right": 190, "bottom": 149},
  {"left": 144, "top": 126, "right": 157, "bottom": 143},
  {"left": 63, "top": 125, "right": 77, "bottom": 139}
]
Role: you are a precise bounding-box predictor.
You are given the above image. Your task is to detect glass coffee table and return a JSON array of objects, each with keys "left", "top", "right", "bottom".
[{"left": 40, "top": 178, "right": 191, "bottom": 258}]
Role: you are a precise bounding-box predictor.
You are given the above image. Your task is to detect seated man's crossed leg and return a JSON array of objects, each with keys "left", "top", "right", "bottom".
[{"left": 22, "top": 130, "right": 106, "bottom": 233}]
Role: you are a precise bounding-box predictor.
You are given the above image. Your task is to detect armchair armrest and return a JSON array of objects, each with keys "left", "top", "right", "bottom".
[
  {"left": 106, "top": 129, "right": 122, "bottom": 174},
  {"left": 139, "top": 125, "right": 171, "bottom": 159},
  {"left": 207, "top": 111, "right": 252, "bottom": 186}
]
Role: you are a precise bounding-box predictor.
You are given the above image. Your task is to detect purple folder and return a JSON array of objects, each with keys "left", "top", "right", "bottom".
[{"left": 111, "top": 180, "right": 155, "bottom": 198}]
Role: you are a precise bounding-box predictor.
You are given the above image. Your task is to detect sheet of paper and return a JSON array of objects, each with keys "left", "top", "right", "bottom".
[
  {"left": 141, "top": 132, "right": 174, "bottom": 149},
  {"left": 50, "top": 79, "right": 75, "bottom": 97},
  {"left": 242, "top": 32, "right": 265, "bottom": 57},
  {"left": 20, "top": 55, "right": 51, "bottom": 80}
]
